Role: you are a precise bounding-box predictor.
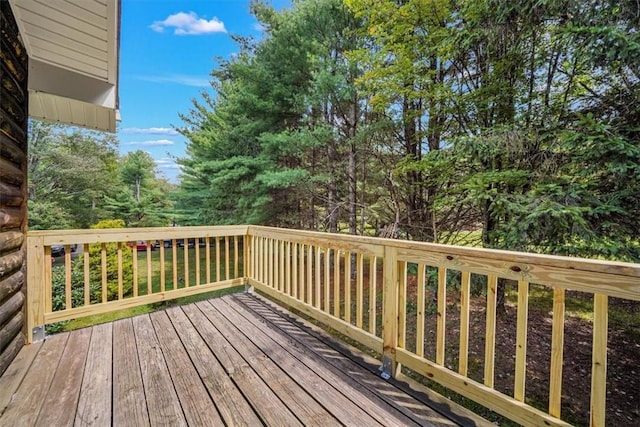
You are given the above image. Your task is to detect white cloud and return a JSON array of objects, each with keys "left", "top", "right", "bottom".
[
  {"left": 134, "top": 74, "right": 210, "bottom": 87},
  {"left": 150, "top": 12, "right": 226, "bottom": 35},
  {"left": 253, "top": 23, "right": 266, "bottom": 32},
  {"left": 122, "top": 127, "right": 179, "bottom": 136},
  {"left": 128, "top": 139, "right": 175, "bottom": 147},
  {"left": 156, "top": 158, "right": 182, "bottom": 169}
]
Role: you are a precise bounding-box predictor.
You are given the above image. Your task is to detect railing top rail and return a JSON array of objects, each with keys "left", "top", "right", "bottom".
[
  {"left": 247, "top": 225, "right": 640, "bottom": 279},
  {"left": 27, "top": 225, "right": 249, "bottom": 245}
]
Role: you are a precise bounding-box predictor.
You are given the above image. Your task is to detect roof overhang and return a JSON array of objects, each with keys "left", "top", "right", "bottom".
[{"left": 8, "top": 0, "right": 120, "bottom": 132}]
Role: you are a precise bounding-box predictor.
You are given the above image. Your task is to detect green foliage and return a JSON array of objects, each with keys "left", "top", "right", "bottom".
[
  {"left": 75, "top": 219, "right": 135, "bottom": 301},
  {"left": 104, "top": 150, "right": 174, "bottom": 226},
  {"left": 28, "top": 120, "right": 122, "bottom": 229}
]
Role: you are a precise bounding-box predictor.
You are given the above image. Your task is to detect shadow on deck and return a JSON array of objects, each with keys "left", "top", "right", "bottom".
[{"left": 0, "top": 293, "right": 488, "bottom": 426}]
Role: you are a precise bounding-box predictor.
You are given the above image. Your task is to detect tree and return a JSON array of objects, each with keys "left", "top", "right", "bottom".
[
  {"left": 28, "top": 120, "right": 121, "bottom": 229},
  {"left": 105, "top": 150, "right": 174, "bottom": 226}
]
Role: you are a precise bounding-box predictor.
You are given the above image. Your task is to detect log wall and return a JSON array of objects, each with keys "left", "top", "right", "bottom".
[{"left": 0, "top": 3, "right": 28, "bottom": 375}]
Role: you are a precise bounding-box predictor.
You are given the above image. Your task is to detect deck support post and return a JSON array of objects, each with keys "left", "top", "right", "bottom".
[
  {"left": 380, "top": 245, "right": 399, "bottom": 379},
  {"left": 26, "top": 236, "right": 46, "bottom": 343},
  {"left": 244, "top": 234, "right": 254, "bottom": 293}
]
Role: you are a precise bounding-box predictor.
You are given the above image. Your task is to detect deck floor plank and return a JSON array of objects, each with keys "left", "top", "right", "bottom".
[
  {"left": 221, "top": 295, "right": 426, "bottom": 427},
  {"left": 204, "top": 298, "right": 387, "bottom": 426},
  {"left": 165, "top": 306, "right": 264, "bottom": 426},
  {"left": 132, "top": 314, "right": 187, "bottom": 427},
  {"left": 113, "top": 318, "right": 150, "bottom": 427},
  {"left": 197, "top": 299, "right": 343, "bottom": 427},
  {"left": 75, "top": 322, "right": 113, "bottom": 427},
  {"left": 0, "top": 332, "right": 69, "bottom": 426},
  {"left": 181, "top": 303, "right": 304, "bottom": 427},
  {"left": 0, "top": 340, "right": 42, "bottom": 414},
  {"left": 238, "top": 293, "right": 458, "bottom": 426},
  {"left": 37, "top": 327, "right": 92, "bottom": 427},
  {"left": 149, "top": 310, "right": 225, "bottom": 426}
]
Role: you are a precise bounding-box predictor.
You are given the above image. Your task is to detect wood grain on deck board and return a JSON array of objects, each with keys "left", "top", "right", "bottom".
[
  {"left": 237, "top": 293, "right": 458, "bottom": 426},
  {"left": 218, "top": 296, "right": 425, "bottom": 427},
  {"left": 196, "top": 299, "right": 342, "bottom": 427},
  {"left": 149, "top": 310, "right": 224, "bottom": 426},
  {"left": 75, "top": 322, "right": 112, "bottom": 427},
  {"left": 165, "top": 306, "right": 263, "bottom": 426},
  {"left": 0, "top": 332, "right": 69, "bottom": 426},
  {"left": 113, "top": 318, "right": 151, "bottom": 427},
  {"left": 133, "top": 314, "right": 187, "bottom": 427},
  {"left": 181, "top": 303, "right": 304, "bottom": 427}
]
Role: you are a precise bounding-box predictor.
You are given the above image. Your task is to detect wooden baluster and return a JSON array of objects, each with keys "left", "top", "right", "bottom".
[
  {"left": 83, "top": 244, "right": 90, "bottom": 306},
  {"left": 101, "top": 243, "right": 108, "bottom": 302},
  {"left": 416, "top": 263, "right": 426, "bottom": 358},
  {"left": 549, "top": 287, "right": 565, "bottom": 418},
  {"left": 345, "top": 251, "right": 352, "bottom": 322},
  {"left": 398, "top": 261, "right": 407, "bottom": 351},
  {"left": 333, "top": 250, "right": 340, "bottom": 318},
  {"left": 234, "top": 236, "right": 239, "bottom": 279},
  {"left": 292, "top": 242, "right": 298, "bottom": 298},
  {"left": 216, "top": 237, "right": 221, "bottom": 283},
  {"left": 590, "top": 294, "right": 608, "bottom": 427},
  {"left": 458, "top": 271, "right": 471, "bottom": 376},
  {"left": 225, "top": 236, "right": 230, "bottom": 281},
  {"left": 118, "top": 242, "right": 124, "bottom": 298},
  {"left": 315, "top": 246, "right": 321, "bottom": 309},
  {"left": 205, "top": 237, "right": 211, "bottom": 284},
  {"left": 356, "top": 253, "right": 363, "bottom": 329},
  {"left": 307, "top": 245, "right": 313, "bottom": 304},
  {"left": 195, "top": 239, "right": 201, "bottom": 286},
  {"left": 298, "top": 243, "right": 305, "bottom": 299},
  {"left": 285, "top": 241, "right": 291, "bottom": 295},
  {"left": 146, "top": 241, "right": 153, "bottom": 293},
  {"left": 64, "top": 245, "right": 72, "bottom": 309},
  {"left": 182, "top": 239, "right": 189, "bottom": 289},
  {"left": 484, "top": 275, "right": 498, "bottom": 388},
  {"left": 514, "top": 280, "right": 529, "bottom": 402},
  {"left": 324, "top": 248, "right": 330, "bottom": 312},
  {"left": 132, "top": 244, "right": 139, "bottom": 296},
  {"left": 436, "top": 266, "right": 447, "bottom": 365},
  {"left": 171, "top": 239, "right": 177, "bottom": 290},
  {"left": 279, "top": 240, "right": 285, "bottom": 292},
  {"left": 369, "top": 255, "right": 377, "bottom": 335}
]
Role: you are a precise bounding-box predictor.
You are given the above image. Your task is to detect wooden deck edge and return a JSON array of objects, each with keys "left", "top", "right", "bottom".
[
  {"left": 0, "top": 341, "right": 43, "bottom": 415},
  {"left": 248, "top": 292, "right": 494, "bottom": 427}
]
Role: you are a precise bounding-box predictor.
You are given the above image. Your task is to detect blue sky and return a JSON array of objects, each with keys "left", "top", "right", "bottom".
[{"left": 117, "top": 0, "right": 290, "bottom": 183}]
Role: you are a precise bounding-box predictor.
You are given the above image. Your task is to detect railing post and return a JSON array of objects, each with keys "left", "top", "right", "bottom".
[
  {"left": 380, "top": 245, "right": 399, "bottom": 379},
  {"left": 25, "top": 235, "right": 46, "bottom": 343},
  {"left": 244, "top": 233, "right": 254, "bottom": 293}
]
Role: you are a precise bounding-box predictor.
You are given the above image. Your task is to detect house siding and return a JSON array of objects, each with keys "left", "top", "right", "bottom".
[{"left": 0, "top": 2, "right": 28, "bottom": 375}]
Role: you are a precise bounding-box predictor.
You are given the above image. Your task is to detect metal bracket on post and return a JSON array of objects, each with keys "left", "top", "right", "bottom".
[
  {"left": 32, "top": 326, "right": 45, "bottom": 342},
  {"left": 379, "top": 354, "right": 394, "bottom": 380}
]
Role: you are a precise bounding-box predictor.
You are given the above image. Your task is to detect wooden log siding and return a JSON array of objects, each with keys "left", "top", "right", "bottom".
[{"left": 0, "top": 2, "right": 28, "bottom": 376}]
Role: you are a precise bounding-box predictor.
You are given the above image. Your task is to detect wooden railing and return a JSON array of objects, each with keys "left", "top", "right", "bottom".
[
  {"left": 26, "top": 225, "right": 640, "bottom": 426},
  {"left": 26, "top": 226, "right": 248, "bottom": 341},
  {"left": 245, "top": 226, "right": 640, "bottom": 427}
]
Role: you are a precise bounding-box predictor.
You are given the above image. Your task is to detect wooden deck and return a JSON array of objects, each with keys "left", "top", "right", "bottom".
[{"left": 0, "top": 293, "right": 488, "bottom": 427}]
